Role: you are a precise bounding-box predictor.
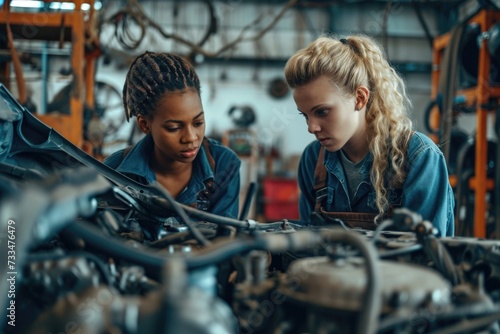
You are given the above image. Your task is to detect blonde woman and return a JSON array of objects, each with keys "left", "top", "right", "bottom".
[{"left": 284, "top": 35, "right": 454, "bottom": 236}]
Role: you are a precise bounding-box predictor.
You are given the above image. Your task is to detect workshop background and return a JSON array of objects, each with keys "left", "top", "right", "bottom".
[
  {"left": 1, "top": 0, "right": 500, "bottom": 238},
  {"left": 6, "top": 2, "right": 500, "bottom": 334}
]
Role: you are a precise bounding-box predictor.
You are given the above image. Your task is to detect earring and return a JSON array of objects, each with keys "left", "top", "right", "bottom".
[{"left": 355, "top": 106, "right": 361, "bottom": 111}]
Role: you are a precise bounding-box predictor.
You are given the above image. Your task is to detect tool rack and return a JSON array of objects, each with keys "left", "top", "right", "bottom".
[
  {"left": 0, "top": 0, "right": 96, "bottom": 149},
  {"left": 431, "top": 9, "right": 500, "bottom": 238}
]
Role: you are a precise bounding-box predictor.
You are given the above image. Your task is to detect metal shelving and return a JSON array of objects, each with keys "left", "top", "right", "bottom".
[{"left": 431, "top": 9, "right": 500, "bottom": 238}]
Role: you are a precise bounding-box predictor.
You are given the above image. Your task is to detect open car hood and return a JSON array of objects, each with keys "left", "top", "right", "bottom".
[
  {"left": 0, "top": 83, "right": 258, "bottom": 225},
  {"left": 0, "top": 83, "right": 156, "bottom": 195}
]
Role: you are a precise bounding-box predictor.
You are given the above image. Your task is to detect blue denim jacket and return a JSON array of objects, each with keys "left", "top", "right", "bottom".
[
  {"left": 298, "top": 132, "right": 454, "bottom": 236},
  {"left": 103, "top": 135, "right": 241, "bottom": 219}
]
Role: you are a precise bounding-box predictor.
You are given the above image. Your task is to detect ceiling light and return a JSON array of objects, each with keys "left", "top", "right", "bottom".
[{"left": 8, "top": 1, "right": 102, "bottom": 10}]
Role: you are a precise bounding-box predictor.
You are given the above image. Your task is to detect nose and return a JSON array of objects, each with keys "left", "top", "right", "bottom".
[
  {"left": 307, "top": 119, "right": 320, "bottom": 134},
  {"left": 181, "top": 125, "right": 199, "bottom": 143}
]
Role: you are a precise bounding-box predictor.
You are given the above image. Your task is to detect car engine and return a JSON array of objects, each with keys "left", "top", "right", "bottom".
[{"left": 1, "top": 83, "right": 500, "bottom": 334}]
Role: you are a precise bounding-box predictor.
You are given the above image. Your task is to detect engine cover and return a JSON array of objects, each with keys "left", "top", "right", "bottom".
[{"left": 280, "top": 257, "right": 451, "bottom": 315}]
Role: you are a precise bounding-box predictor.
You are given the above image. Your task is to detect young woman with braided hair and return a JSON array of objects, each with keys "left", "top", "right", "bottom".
[
  {"left": 285, "top": 35, "right": 454, "bottom": 236},
  {"left": 104, "top": 51, "right": 241, "bottom": 218}
]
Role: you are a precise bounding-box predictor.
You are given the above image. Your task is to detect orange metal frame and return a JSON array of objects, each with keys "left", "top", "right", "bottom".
[
  {"left": 431, "top": 9, "right": 500, "bottom": 238},
  {"left": 0, "top": 0, "right": 96, "bottom": 149}
]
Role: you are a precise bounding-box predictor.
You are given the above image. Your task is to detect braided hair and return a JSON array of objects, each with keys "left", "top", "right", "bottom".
[{"left": 123, "top": 51, "right": 201, "bottom": 122}]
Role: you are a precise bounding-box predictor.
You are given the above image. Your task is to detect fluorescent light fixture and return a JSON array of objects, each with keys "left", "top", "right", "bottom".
[
  {"left": 10, "top": 0, "right": 44, "bottom": 8},
  {"left": 10, "top": 1, "right": 102, "bottom": 10},
  {"left": 49, "top": 2, "right": 75, "bottom": 10}
]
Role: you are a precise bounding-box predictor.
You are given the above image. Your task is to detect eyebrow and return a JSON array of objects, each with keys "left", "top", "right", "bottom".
[
  {"left": 297, "top": 104, "right": 324, "bottom": 113},
  {"left": 164, "top": 111, "right": 204, "bottom": 124}
]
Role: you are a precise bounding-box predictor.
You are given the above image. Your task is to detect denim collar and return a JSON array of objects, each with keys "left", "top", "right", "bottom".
[{"left": 115, "top": 134, "right": 215, "bottom": 186}]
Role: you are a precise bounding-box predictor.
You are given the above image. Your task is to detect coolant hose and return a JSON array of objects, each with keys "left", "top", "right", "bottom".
[
  {"left": 319, "top": 229, "right": 381, "bottom": 334},
  {"left": 422, "top": 236, "right": 460, "bottom": 285}
]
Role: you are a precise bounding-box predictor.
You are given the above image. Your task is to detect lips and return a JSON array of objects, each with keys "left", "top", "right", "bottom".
[
  {"left": 317, "top": 137, "right": 331, "bottom": 145},
  {"left": 180, "top": 147, "right": 199, "bottom": 158}
]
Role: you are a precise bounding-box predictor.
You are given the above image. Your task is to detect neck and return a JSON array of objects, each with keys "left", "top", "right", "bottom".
[
  {"left": 150, "top": 149, "right": 192, "bottom": 176},
  {"left": 341, "top": 147, "right": 369, "bottom": 164},
  {"left": 342, "top": 131, "right": 370, "bottom": 163}
]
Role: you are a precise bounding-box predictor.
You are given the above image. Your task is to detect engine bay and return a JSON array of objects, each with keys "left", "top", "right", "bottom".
[{"left": 1, "top": 83, "right": 500, "bottom": 334}]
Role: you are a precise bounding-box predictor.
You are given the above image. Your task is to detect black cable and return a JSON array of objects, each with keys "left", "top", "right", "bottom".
[
  {"left": 378, "top": 243, "right": 422, "bottom": 258},
  {"left": 177, "top": 202, "right": 256, "bottom": 229},
  {"left": 182, "top": 237, "right": 268, "bottom": 269},
  {"left": 372, "top": 219, "right": 394, "bottom": 245},
  {"left": 26, "top": 251, "right": 112, "bottom": 285},
  {"left": 255, "top": 220, "right": 299, "bottom": 231},
  {"left": 195, "top": 0, "right": 218, "bottom": 47},
  {"left": 422, "top": 237, "right": 460, "bottom": 286},
  {"left": 67, "top": 220, "right": 266, "bottom": 273},
  {"left": 331, "top": 217, "right": 350, "bottom": 230},
  {"left": 239, "top": 181, "right": 256, "bottom": 220},
  {"left": 150, "top": 228, "right": 217, "bottom": 248},
  {"left": 0, "top": 161, "right": 44, "bottom": 181},
  {"left": 112, "top": 180, "right": 265, "bottom": 231},
  {"left": 115, "top": 186, "right": 261, "bottom": 230},
  {"left": 113, "top": 11, "right": 145, "bottom": 50},
  {"left": 437, "top": 5, "right": 482, "bottom": 164},
  {"left": 67, "top": 221, "right": 166, "bottom": 280},
  {"left": 424, "top": 99, "right": 440, "bottom": 135},
  {"left": 150, "top": 182, "right": 211, "bottom": 247},
  {"left": 453, "top": 138, "right": 475, "bottom": 235}
]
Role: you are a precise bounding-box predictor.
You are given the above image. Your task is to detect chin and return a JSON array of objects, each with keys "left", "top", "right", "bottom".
[
  {"left": 324, "top": 144, "right": 342, "bottom": 152},
  {"left": 179, "top": 155, "right": 198, "bottom": 163}
]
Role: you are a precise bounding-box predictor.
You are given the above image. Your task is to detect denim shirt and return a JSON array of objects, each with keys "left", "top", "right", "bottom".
[
  {"left": 298, "top": 132, "right": 454, "bottom": 236},
  {"left": 103, "top": 135, "right": 241, "bottom": 219}
]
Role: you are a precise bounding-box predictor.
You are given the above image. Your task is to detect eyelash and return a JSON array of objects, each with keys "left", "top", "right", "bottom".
[
  {"left": 299, "top": 109, "right": 327, "bottom": 120},
  {"left": 165, "top": 121, "right": 204, "bottom": 132},
  {"left": 316, "top": 109, "right": 328, "bottom": 117}
]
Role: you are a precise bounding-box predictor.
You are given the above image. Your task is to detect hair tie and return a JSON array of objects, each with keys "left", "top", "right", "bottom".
[{"left": 340, "top": 38, "right": 349, "bottom": 45}]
